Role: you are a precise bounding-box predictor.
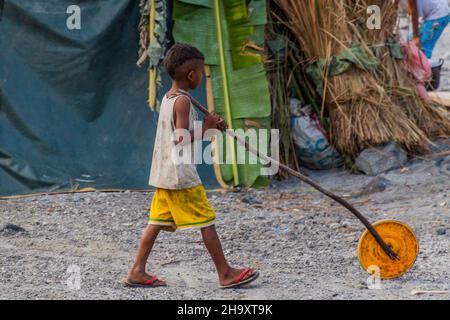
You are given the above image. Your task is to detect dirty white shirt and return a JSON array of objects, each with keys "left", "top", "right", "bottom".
[
  {"left": 148, "top": 93, "right": 202, "bottom": 190},
  {"left": 417, "top": 0, "right": 449, "bottom": 20}
]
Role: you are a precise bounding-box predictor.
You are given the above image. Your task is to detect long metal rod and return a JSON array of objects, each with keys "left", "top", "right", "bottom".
[{"left": 186, "top": 92, "right": 400, "bottom": 261}]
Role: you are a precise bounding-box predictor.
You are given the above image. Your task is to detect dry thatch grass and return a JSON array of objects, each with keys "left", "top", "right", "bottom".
[
  {"left": 274, "top": 0, "right": 449, "bottom": 157},
  {"left": 266, "top": 2, "right": 302, "bottom": 178},
  {"left": 346, "top": 0, "right": 450, "bottom": 140}
]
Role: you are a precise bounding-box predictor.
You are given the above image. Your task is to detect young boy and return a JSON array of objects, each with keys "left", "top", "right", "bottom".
[
  {"left": 408, "top": 0, "right": 450, "bottom": 58},
  {"left": 125, "top": 43, "right": 259, "bottom": 289}
]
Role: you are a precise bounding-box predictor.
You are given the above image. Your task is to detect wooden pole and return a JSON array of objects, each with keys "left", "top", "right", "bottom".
[
  {"left": 187, "top": 92, "right": 400, "bottom": 261},
  {"left": 148, "top": 0, "right": 157, "bottom": 109}
]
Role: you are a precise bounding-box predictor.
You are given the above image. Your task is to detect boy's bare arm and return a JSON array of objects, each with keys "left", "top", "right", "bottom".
[
  {"left": 173, "top": 96, "right": 227, "bottom": 145},
  {"left": 173, "top": 95, "right": 191, "bottom": 133}
]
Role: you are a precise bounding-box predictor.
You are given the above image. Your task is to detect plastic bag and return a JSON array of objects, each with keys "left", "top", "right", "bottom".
[{"left": 290, "top": 99, "right": 344, "bottom": 170}]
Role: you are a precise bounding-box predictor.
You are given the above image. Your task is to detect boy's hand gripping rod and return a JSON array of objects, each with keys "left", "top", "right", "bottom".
[{"left": 184, "top": 91, "right": 400, "bottom": 260}]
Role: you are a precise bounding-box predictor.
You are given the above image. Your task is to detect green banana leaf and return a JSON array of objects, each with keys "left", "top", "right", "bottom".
[{"left": 172, "top": 0, "right": 271, "bottom": 188}]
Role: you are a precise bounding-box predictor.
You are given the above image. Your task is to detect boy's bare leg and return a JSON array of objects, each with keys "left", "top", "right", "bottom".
[
  {"left": 201, "top": 225, "right": 256, "bottom": 286},
  {"left": 127, "top": 224, "right": 166, "bottom": 285}
]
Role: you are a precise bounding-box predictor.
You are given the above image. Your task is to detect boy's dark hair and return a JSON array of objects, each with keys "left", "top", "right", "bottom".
[{"left": 163, "top": 43, "right": 205, "bottom": 80}]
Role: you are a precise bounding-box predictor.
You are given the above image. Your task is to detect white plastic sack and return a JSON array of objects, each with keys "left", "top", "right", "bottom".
[{"left": 290, "top": 99, "right": 343, "bottom": 170}]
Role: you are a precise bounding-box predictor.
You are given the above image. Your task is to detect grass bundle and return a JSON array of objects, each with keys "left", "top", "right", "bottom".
[
  {"left": 266, "top": 2, "right": 330, "bottom": 175},
  {"left": 346, "top": 0, "right": 450, "bottom": 140},
  {"left": 266, "top": 10, "right": 299, "bottom": 178},
  {"left": 274, "top": 0, "right": 429, "bottom": 157}
]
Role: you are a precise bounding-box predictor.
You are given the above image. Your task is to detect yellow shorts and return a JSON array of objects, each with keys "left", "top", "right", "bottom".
[{"left": 149, "top": 185, "right": 216, "bottom": 231}]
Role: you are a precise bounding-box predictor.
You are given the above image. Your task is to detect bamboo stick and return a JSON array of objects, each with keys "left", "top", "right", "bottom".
[
  {"left": 213, "top": 0, "right": 240, "bottom": 186},
  {"left": 148, "top": 0, "right": 157, "bottom": 110},
  {"left": 187, "top": 92, "right": 400, "bottom": 261}
]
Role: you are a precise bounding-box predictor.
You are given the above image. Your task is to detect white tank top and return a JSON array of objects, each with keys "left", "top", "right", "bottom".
[{"left": 148, "top": 93, "right": 202, "bottom": 190}]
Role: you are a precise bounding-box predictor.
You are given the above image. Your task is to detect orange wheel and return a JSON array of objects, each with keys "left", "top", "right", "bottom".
[{"left": 357, "top": 220, "right": 419, "bottom": 279}]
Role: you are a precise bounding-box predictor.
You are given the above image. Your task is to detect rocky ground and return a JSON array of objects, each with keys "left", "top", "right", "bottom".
[
  {"left": 1, "top": 148, "right": 449, "bottom": 300},
  {"left": 1, "top": 10, "right": 449, "bottom": 302}
]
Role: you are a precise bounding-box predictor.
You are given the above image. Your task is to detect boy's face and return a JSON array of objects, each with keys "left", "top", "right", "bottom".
[{"left": 187, "top": 60, "right": 205, "bottom": 90}]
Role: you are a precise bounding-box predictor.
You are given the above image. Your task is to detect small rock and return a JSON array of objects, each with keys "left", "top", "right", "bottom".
[
  {"left": 354, "top": 177, "right": 391, "bottom": 196},
  {"left": 355, "top": 142, "right": 408, "bottom": 176},
  {"left": 241, "top": 196, "right": 262, "bottom": 205},
  {"left": 329, "top": 223, "right": 340, "bottom": 229},
  {"left": 436, "top": 228, "right": 447, "bottom": 236},
  {"left": 341, "top": 220, "right": 352, "bottom": 228},
  {"left": 428, "top": 138, "right": 450, "bottom": 154},
  {"left": 0, "top": 224, "right": 27, "bottom": 235}
]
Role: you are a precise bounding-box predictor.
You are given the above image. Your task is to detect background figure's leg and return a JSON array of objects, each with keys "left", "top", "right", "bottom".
[
  {"left": 420, "top": 17, "right": 449, "bottom": 59},
  {"left": 419, "top": 20, "right": 436, "bottom": 58}
]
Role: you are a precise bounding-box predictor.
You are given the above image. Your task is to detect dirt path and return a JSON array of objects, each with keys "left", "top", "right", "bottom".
[
  {"left": 1, "top": 153, "right": 449, "bottom": 300},
  {"left": 1, "top": 13, "right": 449, "bottom": 301}
]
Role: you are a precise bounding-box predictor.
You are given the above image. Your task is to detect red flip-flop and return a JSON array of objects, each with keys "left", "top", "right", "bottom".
[
  {"left": 218, "top": 268, "right": 259, "bottom": 289},
  {"left": 124, "top": 276, "right": 167, "bottom": 288}
]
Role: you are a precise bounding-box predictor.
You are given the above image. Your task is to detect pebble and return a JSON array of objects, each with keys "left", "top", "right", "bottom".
[
  {"left": 241, "top": 196, "right": 262, "bottom": 205},
  {"left": 354, "top": 177, "right": 391, "bottom": 197},
  {"left": 341, "top": 221, "right": 352, "bottom": 228},
  {"left": 0, "top": 223, "right": 27, "bottom": 234},
  {"left": 1, "top": 153, "right": 449, "bottom": 299}
]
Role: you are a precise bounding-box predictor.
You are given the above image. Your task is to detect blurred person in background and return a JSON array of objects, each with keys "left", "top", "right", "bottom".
[{"left": 406, "top": 0, "right": 450, "bottom": 58}]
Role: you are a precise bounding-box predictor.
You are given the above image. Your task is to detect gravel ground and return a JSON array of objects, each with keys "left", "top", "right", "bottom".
[
  {"left": 1, "top": 11, "right": 449, "bottom": 301},
  {"left": 1, "top": 151, "right": 449, "bottom": 300}
]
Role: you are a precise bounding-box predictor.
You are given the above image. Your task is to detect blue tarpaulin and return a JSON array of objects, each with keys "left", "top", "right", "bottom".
[{"left": 0, "top": 0, "right": 216, "bottom": 196}]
